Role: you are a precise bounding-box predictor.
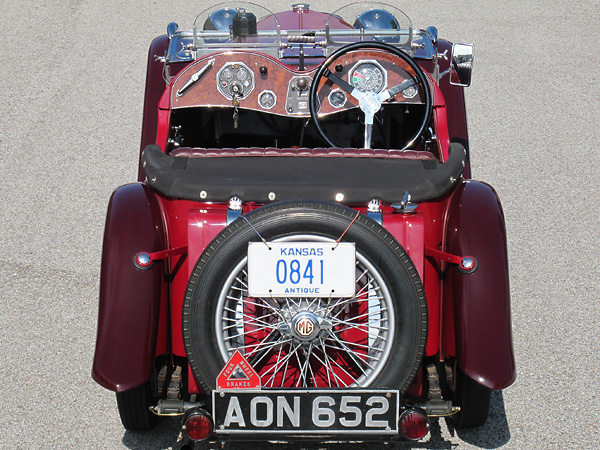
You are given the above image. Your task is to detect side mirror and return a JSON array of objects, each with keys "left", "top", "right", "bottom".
[
  {"left": 450, "top": 43, "right": 474, "bottom": 87},
  {"left": 426, "top": 26, "right": 438, "bottom": 44},
  {"left": 167, "top": 22, "right": 179, "bottom": 40}
]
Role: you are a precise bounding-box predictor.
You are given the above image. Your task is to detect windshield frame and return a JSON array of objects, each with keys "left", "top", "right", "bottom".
[{"left": 165, "top": 2, "right": 436, "bottom": 65}]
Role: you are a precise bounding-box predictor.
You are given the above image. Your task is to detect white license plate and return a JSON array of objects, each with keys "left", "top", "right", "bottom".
[
  {"left": 247, "top": 242, "right": 355, "bottom": 298},
  {"left": 212, "top": 390, "right": 399, "bottom": 434}
]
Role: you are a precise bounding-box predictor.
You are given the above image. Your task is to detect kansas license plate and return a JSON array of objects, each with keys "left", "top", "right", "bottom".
[
  {"left": 212, "top": 390, "right": 399, "bottom": 434},
  {"left": 247, "top": 242, "right": 355, "bottom": 298}
]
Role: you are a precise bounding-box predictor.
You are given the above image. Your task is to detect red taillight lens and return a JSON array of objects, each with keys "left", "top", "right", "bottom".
[
  {"left": 182, "top": 409, "right": 214, "bottom": 441},
  {"left": 399, "top": 409, "right": 429, "bottom": 440}
]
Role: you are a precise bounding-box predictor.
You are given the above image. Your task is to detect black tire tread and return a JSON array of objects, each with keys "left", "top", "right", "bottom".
[
  {"left": 448, "top": 370, "right": 492, "bottom": 429},
  {"left": 182, "top": 200, "right": 428, "bottom": 395},
  {"left": 115, "top": 382, "right": 157, "bottom": 431}
]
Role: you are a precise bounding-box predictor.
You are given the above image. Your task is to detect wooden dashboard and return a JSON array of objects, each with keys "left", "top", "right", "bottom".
[{"left": 170, "top": 50, "right": 425, "bottom": 117}]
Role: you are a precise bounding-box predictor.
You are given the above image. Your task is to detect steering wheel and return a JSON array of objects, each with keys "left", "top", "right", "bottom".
[{"left": 309, "top": 42, "right": 432, "bottom": 149}]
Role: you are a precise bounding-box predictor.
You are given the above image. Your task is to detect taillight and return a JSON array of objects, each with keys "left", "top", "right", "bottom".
[
  {"left": 399, "top": 408, "right": 430, "bottom": 440},
  {"left": 182, "top": 408, "right": 214, "bottom": 442}
]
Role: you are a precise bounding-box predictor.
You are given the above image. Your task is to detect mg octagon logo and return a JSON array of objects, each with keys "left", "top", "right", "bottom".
[{"left": 296, "top": 317, "right": 315, "bottom": 337}]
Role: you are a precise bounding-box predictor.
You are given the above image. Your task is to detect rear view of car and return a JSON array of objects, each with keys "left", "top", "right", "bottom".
[{"left": 92, "top": 2, "right": 515, "bottom": 446}]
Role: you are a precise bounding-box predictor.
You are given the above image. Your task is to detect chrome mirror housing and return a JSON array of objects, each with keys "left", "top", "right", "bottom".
[
  {"left": 426, "top": 26, "right": 438, "bottom": 44},
  {"left": 167, "top": 22, "right": 179, "bottom": 39},
  {"left": 449, "top": 42, "right": 474, "bottom": 87}
]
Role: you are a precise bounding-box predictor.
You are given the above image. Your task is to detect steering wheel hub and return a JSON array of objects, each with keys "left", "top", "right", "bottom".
[{"left": 358, "top": 91, "right": 383, "bottom": 118}]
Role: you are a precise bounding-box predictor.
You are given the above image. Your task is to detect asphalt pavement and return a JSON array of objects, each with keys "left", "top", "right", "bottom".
[{"left": 0, "top": 0, "right": 598, "bottom": 449}]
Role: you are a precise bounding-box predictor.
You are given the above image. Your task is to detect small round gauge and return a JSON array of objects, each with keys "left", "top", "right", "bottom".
[
  {"left": 258, "top": 90, "right": 277, "bottom": 110},
  {"left": 328, "top": 89, "right": 347, "bottom": 108},
  {"left": 236, "top": 68, "right": 249, "bottom": 81},
  {"left": 221, "top": 68, "right": 233, "bottom": 81},
  {"left": 402, "top": 84, "right": 418, "bottom": 99},
  {"left": 349, "top": 60, "right": 387, "bottom": 93}
]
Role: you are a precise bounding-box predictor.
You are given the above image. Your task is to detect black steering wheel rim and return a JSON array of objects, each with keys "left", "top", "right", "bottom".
[{"left": 309, "top": 41, "right": 433, "bottom": 149}]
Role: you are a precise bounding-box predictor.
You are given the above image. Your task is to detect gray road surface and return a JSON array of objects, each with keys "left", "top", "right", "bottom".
[{"left": 0, "top": 1, "right": 598, "bottom": 449}]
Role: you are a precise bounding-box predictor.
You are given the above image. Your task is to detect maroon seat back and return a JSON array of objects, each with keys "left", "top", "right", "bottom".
[{"left": 169, "top": 147, "right": 436, "bottom": 160}]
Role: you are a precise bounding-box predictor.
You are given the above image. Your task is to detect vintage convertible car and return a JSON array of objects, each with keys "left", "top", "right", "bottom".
[{"left": 92, "top": 2, "right": 515, "bottom": 446}]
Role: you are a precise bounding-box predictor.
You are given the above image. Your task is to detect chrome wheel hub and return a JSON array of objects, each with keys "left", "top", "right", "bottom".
[
  {"left": 278, "top": 301, "right": 333, "bottom": 345},
  {"left": 291, "top": 311, "right": 319, "bottom": 340}
]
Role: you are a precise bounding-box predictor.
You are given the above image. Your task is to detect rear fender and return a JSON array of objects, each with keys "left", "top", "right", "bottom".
[
  {"left": 92, "top": 182, "right": 166, "bottom": 392},
  {"left": 444, "top": 180, "right": 516, "bottom": 390}
]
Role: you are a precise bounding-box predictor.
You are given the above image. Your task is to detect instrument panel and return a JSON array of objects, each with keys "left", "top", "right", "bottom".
[
  {"left": 171, "top": 50, "right": 423, "bottom": 116},
  {"left": 216, "top": 62, "right": 255, "bottom": 100}
]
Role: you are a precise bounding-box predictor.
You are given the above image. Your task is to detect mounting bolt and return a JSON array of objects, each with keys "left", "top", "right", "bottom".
[
  {"left": 228, "top": 196, "right": 243, "bottom": 211},
  {"left": 367, "top": 198, "right": 381, "bottom": 213}
]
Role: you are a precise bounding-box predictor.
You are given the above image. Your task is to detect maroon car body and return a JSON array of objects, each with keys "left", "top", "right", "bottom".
[{"left": 93, "top": 2, "right": 514, "bottom": 445}]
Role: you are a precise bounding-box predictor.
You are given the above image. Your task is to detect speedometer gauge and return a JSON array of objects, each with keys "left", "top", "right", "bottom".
[{"left": 349, "top": 60, "right": 387, "bottom": 93}]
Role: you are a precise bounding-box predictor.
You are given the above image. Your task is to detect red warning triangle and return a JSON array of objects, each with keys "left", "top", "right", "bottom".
[{"left": 217, "top": 350, "right": 261, "bottom": 390}]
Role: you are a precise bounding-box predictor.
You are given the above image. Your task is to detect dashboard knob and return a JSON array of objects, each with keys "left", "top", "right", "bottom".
[{"left": 297, "top": 78, "right": 308, "bottom": 90}]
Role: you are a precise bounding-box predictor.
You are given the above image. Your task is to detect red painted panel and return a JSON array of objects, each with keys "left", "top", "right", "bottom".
[
  {"left": 138, "top": 35, "right": 168, "bottom": 181},
  {"left": 159, "top": 199, "right": 453, "bottom": 391},
  {"left": 155, "top": 104, "right": 171, "bottom": 151},
  {"left": 382, "top": 204, "right": 445, "bottom": 357},
  {"left": 418, "top": 40, "right": 471, "bottom": 177},
  {"left": 187, "top": 209, "right": 228, "bottom": 275},
  {"left": 158, "top": 199, "right": 229, "bottom": 363},
  {"left": 187, "top": 207, "right": 228, "bottom": 393},
  {"left": 384, "top": 211, "right": 425, "bottom": 279}
]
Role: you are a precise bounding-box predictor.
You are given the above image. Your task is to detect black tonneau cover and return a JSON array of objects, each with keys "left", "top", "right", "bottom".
[{"left": 141, "top": 143, "right": 466, "bottom": 204}]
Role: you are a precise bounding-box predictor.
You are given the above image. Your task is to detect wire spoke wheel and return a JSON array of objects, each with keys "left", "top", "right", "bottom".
[
  {"left": 182, "top": 201, "right": 427, "bottom": 395},
  {"left": 215, "top": 238, "right": 394, "bottom": 388}
]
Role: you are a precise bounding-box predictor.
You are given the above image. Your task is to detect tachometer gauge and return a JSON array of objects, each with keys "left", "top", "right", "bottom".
[{"left": 349, "top": 60, "right": 387, "bottom": 93}]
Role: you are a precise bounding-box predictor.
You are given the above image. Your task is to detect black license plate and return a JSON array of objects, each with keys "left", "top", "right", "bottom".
[{"left": 212, "top": 389, "right": 399, "bottom": 435}]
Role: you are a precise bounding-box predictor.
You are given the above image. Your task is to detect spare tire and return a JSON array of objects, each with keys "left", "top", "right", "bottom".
[{"left": 182, "top": 201, "right": 427, "bottom": 394}]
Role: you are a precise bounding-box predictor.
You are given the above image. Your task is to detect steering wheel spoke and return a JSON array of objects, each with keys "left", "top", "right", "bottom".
[
  {"left": 378, "top": 78, "right": 418, "bottom": 102},
  {"left": 358, "top": 93, "right": 382, "bottom": 149},
  {"left": 324, "top": 69, "right": 361, "bottom": 100},
  {"left": 364, "top": 123, "right": 373, "bottom": 149}
]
